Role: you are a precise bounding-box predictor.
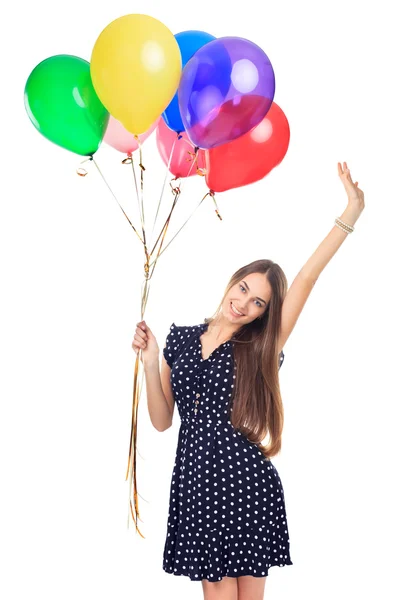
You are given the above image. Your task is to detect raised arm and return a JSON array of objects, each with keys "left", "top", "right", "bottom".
[{"left": 278, "top": 161, "right": 365, "bottom": 352}]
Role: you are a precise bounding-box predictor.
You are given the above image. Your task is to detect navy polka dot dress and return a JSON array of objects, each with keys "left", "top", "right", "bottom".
[{"left": 162, "top": 321, "right": 293, "bottom": 582}]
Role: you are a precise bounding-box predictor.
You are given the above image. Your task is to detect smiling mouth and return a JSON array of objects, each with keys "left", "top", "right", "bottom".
[{"left": 230, "top": 301, "right": 244, "bottom": 317}]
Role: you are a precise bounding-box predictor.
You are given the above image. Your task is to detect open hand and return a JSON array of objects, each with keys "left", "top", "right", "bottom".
[{"left": 338, "top": 161, "right": 365, "bottom": 214}]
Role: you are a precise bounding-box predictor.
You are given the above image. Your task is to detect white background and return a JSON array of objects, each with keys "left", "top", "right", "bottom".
[{"left": 1, "top": 0, "right": 413, "bottom": 598}]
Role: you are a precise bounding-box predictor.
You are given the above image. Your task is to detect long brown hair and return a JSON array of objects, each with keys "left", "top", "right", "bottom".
[{"left": 205, "top": 259, "right": 288, "bottom": 459}]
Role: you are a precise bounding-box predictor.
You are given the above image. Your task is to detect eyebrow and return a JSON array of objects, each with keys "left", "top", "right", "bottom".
[{"left": 242, "top": 280, "right": 267, "bottom": 305}]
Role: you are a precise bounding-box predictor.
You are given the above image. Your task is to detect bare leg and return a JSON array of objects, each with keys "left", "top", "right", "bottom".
[
  {"left": 237, "top": 575, "right": 267, "bottom": 600},
  {"left": 202, "top": 576, "right": 238, "bottom": 600}
]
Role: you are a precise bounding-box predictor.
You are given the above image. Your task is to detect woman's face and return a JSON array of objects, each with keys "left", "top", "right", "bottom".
[{"left": 223, "top": 272, "right": 272, "bottom": 325}]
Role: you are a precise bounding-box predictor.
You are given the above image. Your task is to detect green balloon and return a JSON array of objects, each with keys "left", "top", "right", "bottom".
[{"left": 24, "top": 54, "right": 109, "bottom": 156}]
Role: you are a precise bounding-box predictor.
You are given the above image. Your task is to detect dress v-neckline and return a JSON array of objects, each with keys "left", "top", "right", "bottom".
[{"left": 198, "top": 322, "right": 233, "bottom": 363}]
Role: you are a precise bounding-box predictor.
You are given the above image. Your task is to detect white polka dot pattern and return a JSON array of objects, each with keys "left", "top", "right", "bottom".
[{"left": 162, "top": 322, "right": 292, "bottom": 582}]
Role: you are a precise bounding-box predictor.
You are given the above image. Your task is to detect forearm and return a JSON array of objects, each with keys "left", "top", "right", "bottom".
[
  {"left": 143, "top": 359, "right": 173, "bottom": 432},
  {"left": 300, "top": 205, "right": 360, "bottom": 282}
]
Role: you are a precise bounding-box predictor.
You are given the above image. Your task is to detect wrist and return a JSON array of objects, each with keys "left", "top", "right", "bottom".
[
  {"left": 340, "top": 204, "right": 360, "bottom": 227},
  {"left": 144, "top": 358, "right": 160, "bottom": 372}
]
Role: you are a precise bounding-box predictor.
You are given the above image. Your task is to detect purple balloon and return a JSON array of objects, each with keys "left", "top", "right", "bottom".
[{"left": 178, "top": 36, "right": 275, "bottom": 149}]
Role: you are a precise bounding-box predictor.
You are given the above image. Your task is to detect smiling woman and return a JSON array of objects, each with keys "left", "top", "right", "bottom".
[{"left": 145, "top": 258, "right": 293, "bottom": 586}]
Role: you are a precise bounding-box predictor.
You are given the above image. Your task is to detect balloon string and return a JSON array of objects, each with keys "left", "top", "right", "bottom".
[
  {"left": 149, "top": 134, "right": 179, "bottom": 248},
  {"left": 146, "top": 150, "right": 196, "bottom": 264},
  {"left": 138, "top": 138, "right": 146, "bottom": 223},
  {"left": 130, "top": 137, "right": 146, "bottom": 238},
  {"left": 146, "top": 149, "right": 210, "bottom": 268},
  {"left": 137, "top": 139, "right": 198, "bottom": 267},
  {"left": 147, "top": 138, "right": 200, "bottom": 264},
  {"left": 125, "top": 143, "right": 209, "bottom": 535},
  {"left": 136, "top": 141, "right": 185, "bottom": 331},
  {"left": 147, "top": 181, "right": 181, "bottom": 264},
  {"left": 126, "top": 265, "right": 151, "bottom": 538},
  {"left": 126, "top": 250, "right": 158, "bottom": 537},
  {"left": 148, "top": 187, "right": 212, "bottom": 269},
  {"left": 137, "top": 139, "right": 153, "bottom": 317},
  {"left": 126, "top": 351, "right": 146, "bottom": 537},
  {"left": 146, "top": 135, "right": 183, "bottom": 259},
  {"left": 91, "top": 158, "right": 144, "bottom": 244},
  {"left": 130, "top": 154, "right": 143, "bottom": 224},
  {"left": 125, "top": 137, "right": 155, "bottom": 533}
]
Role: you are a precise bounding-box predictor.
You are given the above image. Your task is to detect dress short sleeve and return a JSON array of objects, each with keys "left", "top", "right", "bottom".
[
  {"left": 279, "top": 350, "right": 285, "bottom": 369},
  {"left": 163, "top": 322, "right": 182, "bottom": 369}
]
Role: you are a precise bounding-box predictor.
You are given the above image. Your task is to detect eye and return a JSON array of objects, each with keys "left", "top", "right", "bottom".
[{"left": 239, "top": 284, "right": 263, "bottom": 308}]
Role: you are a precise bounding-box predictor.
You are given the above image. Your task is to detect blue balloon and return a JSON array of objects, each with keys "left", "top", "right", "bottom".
[{"left": 162, "top": 30, "right": 216, "bottom": 132}]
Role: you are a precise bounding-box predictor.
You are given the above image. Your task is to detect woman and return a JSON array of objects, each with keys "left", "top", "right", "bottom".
[{"left": 132, "top": 162, "right": 365, "bottom": 599}]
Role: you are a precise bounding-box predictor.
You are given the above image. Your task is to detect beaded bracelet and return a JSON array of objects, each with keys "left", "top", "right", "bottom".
[{"left": 335, "top": 217, "right": 354, "bottom": 233}]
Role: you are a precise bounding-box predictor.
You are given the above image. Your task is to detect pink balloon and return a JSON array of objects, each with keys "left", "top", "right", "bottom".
[
  {"left": 104, "top": 115, "right": 159, "bottom": 154},
  {"left": 156, "top": 118, "right": 205, "bottom": 178}
]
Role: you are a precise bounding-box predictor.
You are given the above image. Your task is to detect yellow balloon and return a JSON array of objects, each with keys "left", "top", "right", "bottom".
[{"left": 90, "top": 14, "right": 182, "bottom": 135}]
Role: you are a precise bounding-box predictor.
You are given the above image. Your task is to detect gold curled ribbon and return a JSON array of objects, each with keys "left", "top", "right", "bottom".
[
  {"left": 186, "top": 150, "right": 196, "bottom": 162},
  {"left": 205, "top": 190, "right": 222, "bottom": 220},
  {"left": 122, "top": 153, "right": 133, "bottom": 165},
  {"left": 211, "top": 192, "right": 222, "bottom": 220},
  {"left": 185, "top": 146, "right": 206, "bottom": 177},
  {"left": 76, "top": 156, "right": 93, "bottom": 176}
]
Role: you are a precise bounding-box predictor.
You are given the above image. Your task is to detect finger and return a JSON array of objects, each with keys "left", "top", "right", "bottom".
[
  {"left": 133, "top": 341, "right": 146, "bottom": 350},
  {"left": 133, "top": 344, "right": 145, "bottom": 354},
  {"left": 135, "top": 328, "right": 148, "bottom": 340},
  {"left": 344, "top": 161, "right": 355, "bottom": 183},
  {"left": 345, "top": 169, "right": 354, "bottom": 184}
]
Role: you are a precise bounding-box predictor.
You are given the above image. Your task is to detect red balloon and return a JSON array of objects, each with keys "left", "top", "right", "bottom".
[
  {"left": 205, "top": 102, "right": 290, "bottom": 192},
  {"left": 156, "top": 118, "right": 205, "bottom": 178}
]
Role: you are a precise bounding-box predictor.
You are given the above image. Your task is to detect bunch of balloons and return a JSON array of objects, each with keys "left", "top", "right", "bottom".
[{"left": 24, "top": 13, "right": 290, "bottom": 193}]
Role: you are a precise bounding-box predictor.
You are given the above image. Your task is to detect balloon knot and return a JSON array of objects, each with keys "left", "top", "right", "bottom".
[{"left": 169, "top": 178, "right": 182, "bottom": 196}]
